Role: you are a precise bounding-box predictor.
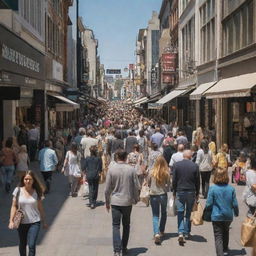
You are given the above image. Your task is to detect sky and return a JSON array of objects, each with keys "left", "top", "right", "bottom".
[{"left": 77, "top": 0, "right": 162, "bottom": 75}]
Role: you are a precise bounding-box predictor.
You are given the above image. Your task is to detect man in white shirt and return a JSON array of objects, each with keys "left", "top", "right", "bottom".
[
  {"left": 80, "top": 130, "right": 98, "bottom": 158},
  {"left": 169, "top": 144, "right": 184, "bottom": 171}
]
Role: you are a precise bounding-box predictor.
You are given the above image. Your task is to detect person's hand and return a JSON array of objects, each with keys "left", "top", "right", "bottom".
[
  {"left": 106, "top": 204, "right": 110, "bottom": 213},
  {"left": 42, "top": 222, "right": 48, "bottom": 229},
  {"left": 251, "top": 184, "right": 256, "bottom": 193},
  {"left": 8, "top": 221, "right": 14, "bottom": 229}
]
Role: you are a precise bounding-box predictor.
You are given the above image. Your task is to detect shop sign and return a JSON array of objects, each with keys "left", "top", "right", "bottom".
[
  {"left": 162, "top": 53, "right": 176, "bottom": 73},
  {"left": 0, "top": 24, "right": 45, "bottom": 81},
  {"left": 20, "top": 88, "right": 33, "bottom": 98},
  {"left": 148, "top": 103, "right": 162, "bottom": 110}
]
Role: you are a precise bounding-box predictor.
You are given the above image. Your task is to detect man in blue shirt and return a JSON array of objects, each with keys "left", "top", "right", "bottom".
[
  {"left": 38, "top": 140, "right": 58, "bottom": 193},
  {"left": 150, "top": 127, "right": 164, "bottom": 148}
]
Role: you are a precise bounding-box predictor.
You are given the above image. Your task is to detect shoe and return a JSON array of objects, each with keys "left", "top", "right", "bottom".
[
  {"left": 159, "top": 232, "right": 164, "bottom": 238},
  {"left": 178, "top": 234, "right": 185, "bottom": 244},
  {"left": 154, "top": 234, "right": 161, "bottom": 245},
  {"left": 122, "top": 248, "right": 128, "bottom": 255},
  {"left": 184, "top": 233, "right": 191, "bottom": 240},
  {"left": 90, "top": 204, "right": 95, "bottom": 209},
  {"left": 113, "top": 252, "right": 121, "bottom": 256},
  {"left": 223, "top": 251, "right": 228, "bottom": 255}
]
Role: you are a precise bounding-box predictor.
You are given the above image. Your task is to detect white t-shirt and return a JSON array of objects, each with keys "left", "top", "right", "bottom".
[
  {"left": 13, "top": 187, "right": 41, "bottom": 224},
  {"left": 16, "top": 153, "right": 29, "bottom": 172},
  {"left": 169, "top": 151, "right": 184, "bottom": 167}
]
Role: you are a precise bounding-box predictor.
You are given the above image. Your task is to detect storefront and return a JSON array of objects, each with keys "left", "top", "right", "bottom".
[{"left": 0, "top": 24, "right": 45, "bottom": 142}]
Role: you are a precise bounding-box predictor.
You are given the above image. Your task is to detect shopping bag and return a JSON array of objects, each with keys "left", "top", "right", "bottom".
[
  {"left": 78, "top": 181, "right": 89, "bottom": 197},
  {"left": 241, "top": 215, "right": 256, "bottom": 247},
  {"left": 140, "top": 184, "right": 150, "bottom": 206},
  {"left": 167, "top": 197, "right": 177, "bottom": 217},
  {"left": 191, "top": 202, "right": 204, "bottom": 226}
]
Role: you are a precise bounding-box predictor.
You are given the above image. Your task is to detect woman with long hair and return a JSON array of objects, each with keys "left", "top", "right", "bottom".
[
  {"left": 204, "top": 168, "right": 239, "bottom": 256},
  {"left": 148, "top": 156, "right": 171, "bottom": 245},
  {"left": 196, "top": 139, "right": 213, "bottom": 198},
  {"left": 9, "top": 171, "right": 47, "bottom": 256},
  {"left": 16, "top": 145, "right": 30, "bottom": 181}
]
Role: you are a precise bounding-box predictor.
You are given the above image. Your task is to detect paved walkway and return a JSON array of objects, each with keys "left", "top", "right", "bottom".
[{"left": 0, "top": 164, "right": 252, "bottom": 256}]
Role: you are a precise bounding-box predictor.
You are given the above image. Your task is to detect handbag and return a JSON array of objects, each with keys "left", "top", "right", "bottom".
[
  {"left": 202, "top": 207, "right": 212, "bottom": 222},
  {"left": 13, "top": 188, "right": 24, "bottom": 229},
  {"left": 167, "top": 196, "right": 177, "bottom": 217},
  {"left": 241, "top": 212, "right": 256, "bottom": 247},
  {"left": 191, "top": 202, "right": 204, "bottom": 226},
  {"left": 140, "top": 183, "right": 150, "bottom": 206}
]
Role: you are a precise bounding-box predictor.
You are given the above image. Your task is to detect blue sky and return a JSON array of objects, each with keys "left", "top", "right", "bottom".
[{"left": 78, "top": 0, "right": 162, "bottom": 74}]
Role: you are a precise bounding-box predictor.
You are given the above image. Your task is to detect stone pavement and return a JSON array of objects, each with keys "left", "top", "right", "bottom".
[{"left": 0, "top": 163, "right": 253, "bottom": 256}]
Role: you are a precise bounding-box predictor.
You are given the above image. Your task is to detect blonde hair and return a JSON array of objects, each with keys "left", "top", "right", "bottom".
[
  {"left": 151, "top": 156, "right": 170, "bottom": 186},
  {"left": 19, "top": 145, "right": 27, "bottom": 153}
]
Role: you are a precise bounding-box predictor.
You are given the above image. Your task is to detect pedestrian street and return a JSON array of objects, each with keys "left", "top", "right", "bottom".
[{"left": 0, "top": 164, "right": 252, "bottom": 256}]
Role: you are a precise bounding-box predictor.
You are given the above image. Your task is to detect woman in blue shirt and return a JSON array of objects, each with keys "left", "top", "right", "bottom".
[{"left": 205, "top": 168, "right": 239, "bottom": 256}]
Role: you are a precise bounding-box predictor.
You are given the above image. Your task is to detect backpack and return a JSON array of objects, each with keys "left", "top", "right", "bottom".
[{"left": 199, "top": 152, "right": 212, "bottom": 172}]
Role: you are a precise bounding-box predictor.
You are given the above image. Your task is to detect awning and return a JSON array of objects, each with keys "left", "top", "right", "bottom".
[
  {"left": 97, "top": 96, "right": 107, "bottom": 103},
  {"left": 190, "top": 82, "right": 216, "bottom": 100},
  {"left": 156, "top": 89, "right": 187, "bottom": 105},
  {"left": 133, "top": 97, "right": 148, "bottom": 105},
  {"left": 205, "top": 72, "right": 256, "bottom": 99},
  {"left": 48, "top": 93, "right": 79, "bottom": 111}
]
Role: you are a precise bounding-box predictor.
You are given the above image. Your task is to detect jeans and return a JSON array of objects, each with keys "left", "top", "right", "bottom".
[
  {"left": 41, "top": 171, "right": 52, "bottom": 193},
  {"left": 200, "top": 171, "right": 212, "bottom": 198},
  {"left": 176, "top": 191, "right": 196, "bottom": 235},
  {"left": 18, "top": 221, "right": 41, "bottom": 256},
  {"left": 150, "top": 194, "right": 167, "bottom": 235},
  {"left": 111, "top": 205, "right": 132, "bottom": 253},
  {"left": 212, "top": 221, "right": 231, "bottom": 256},
  {"left": 28, "top": 140, "right": 37, "bottom": 161},
  {"left": 87, "top": 178, "right": 99, "bottom": 205},
  {"left": 2, "top": 165, "right": 15, "bottom": 191}
]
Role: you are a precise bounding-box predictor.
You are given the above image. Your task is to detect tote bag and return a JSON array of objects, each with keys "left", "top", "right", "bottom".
[{"left": 241, "top": 213, "right": 256, "bottom": 247}]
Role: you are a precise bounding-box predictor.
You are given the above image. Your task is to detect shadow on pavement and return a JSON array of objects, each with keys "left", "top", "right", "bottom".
[
  {"left": 162, "top": 232, "right": 178, "bottom": 241},
  {"left": 0, "top": 161, "right": 70, "bottom": 248},
  {"left": 228, "top": 248, "right": 247, "bottom": 256},
  {"left": 189, "top": 234, "right": 207, "bottom": 242},
  {"left": 127, "top": 247, "right": 148, "bottom": 256}
]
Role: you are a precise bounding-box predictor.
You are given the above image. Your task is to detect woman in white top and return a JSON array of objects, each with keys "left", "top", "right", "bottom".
[
  {"left": 16, "top": 145, "right": 30, "bottom": 180},
  {"left": 62, "top": 142, "right": 82, "bottom": 197},
  {"left": 9, "top": 170, "right": 47, "bottom": 256}
]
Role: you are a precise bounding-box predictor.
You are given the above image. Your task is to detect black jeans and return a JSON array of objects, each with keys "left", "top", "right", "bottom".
[
  {"left": 28, "top": 140, "right": 37, "bottom": 161},
  {"left": 200, "top": 171, "right": 212, "bottom": 198},
  {"left": 41, "top": 171, "right": 52, "bottom": 193},
  {"left": 111, "top": 205, "right": 132, "bottom": 253},
  {"left": 212, "top": 221, "right": 231, "bottom": 256},
  {"left": 18, "top": 221, "right": 41, "bottom": 256},
  {"left": 87, "top": 178, "right": 99, "bottom": 205}
]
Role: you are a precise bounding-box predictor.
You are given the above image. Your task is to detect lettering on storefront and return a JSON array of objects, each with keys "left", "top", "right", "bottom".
[{"left": 1, "top": 44, "right": 40, "bottom": 73}]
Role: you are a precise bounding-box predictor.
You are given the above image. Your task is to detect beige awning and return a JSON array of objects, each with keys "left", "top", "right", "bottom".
[
  {"left": 48, "top": 93, "right": 80, "bottom": 111},
  {"left": 156, "top": 89, "right": 187, "bottom": 105},
  {"left": 190, "top": 82, "right": 216, "bottom": 100},
  {"left": 97, "top": 96, "right": 107, "bottom": 103},
  {"left": 205, "top": 73, "right": 256, "bottom": 99},
  {"left": 133, "top": 97, "right": 148, "bottom": 105}
]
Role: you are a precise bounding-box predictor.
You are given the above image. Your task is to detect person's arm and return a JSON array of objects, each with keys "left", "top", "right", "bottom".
[
  {"left": 205, "top": 186, "right": 213, "bottom": 209},
  {"left": 195, "top": 166, "right": 200, "bottom": 199},
  {"left": 172, "top": 164, "right": 177, "bottom": 197},
  {"left": 232, "top": 188, "right": 239, "bottom": 217},
  {"left": 133, "top": 170, "right": 141, "bottom": 204},
  {"left": 99, "top": 157, "right": 103, "bottom": 174},
  {"left": 8, "top": 197, "right": 17, "bottom": 229},
  {"left": 37, "top": 199, "right": 48, "bottom": 228},
  {"left": 104, "top": 171, "right": 112, "bottom": 212},
  {"left": 53, "top": 151, "right": 58, "bottom": 165}
]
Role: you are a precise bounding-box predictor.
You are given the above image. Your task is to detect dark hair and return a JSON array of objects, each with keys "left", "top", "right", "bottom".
[
  {"left": 250, "top": 153, "right": 256, "bottom": 170},
  {"left": 90, "top": 145, "right": 98, "bottom": 156},
  {"left": 200, "top": 139, "right": 209, "bottom": 154},
  {"left": 133, "top": 144, "right": 140, "bottom": 152},
  {"left": 139, "top": 130, "right": 144, "bottom": 137},
  {"left": 151, "top": 143, "right": 158, "bottom": 151},
  {"left": 44, "top": 140, "right": 51, "bottom": 148},
  {"left": 5, "top": 138, "right": 13, "bottom": 148},
  {"left": 115, "top": 131, "right": 122, "bottom": 140},
  {"left": 20, "top": 170, "right": 44, "bottom": 199},
  {"left": 87, "top": 130, "right": 94, "bottom": 137},
  {"left": 116, "top": 150, "right": 127, "bottom": 161},
  {"left": 71, "top": 142, "right": 78, "bottom": 153}
]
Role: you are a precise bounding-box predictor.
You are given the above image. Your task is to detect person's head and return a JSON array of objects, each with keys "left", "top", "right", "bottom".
[
  {"left": 155, "top": 127, "right": 160, "bottom": 133},
  {"left": 151, "top": 143, "right": 158, "bottom": 151},
  {"left": 20, "top": 171, "right": 44, "bottom": 198},
  {"left": 133, "top": 144, "right": 140, "bottom": 153},
  {"left": 44, "top": 140, "right": 51, "bottom": 148},
  {"left": 250, "top": 153, "right": 256, "bottom": 170},
  {"left": 87, "top": 130, "right": 94, "bottom": 137},
  {"left": 128, "top": 131, "right": 133, "bottom": 136},
  {"left": 115, "top": 131, "right": 122, "bottom": 140},
  {"left": 90, "top": 145, "right": 98, "bottom": 156},
  {"left": 200, "top": 139, "right": 209, "bottom": 154},
  {"left": 151, "top": 156, "right": 170, "bottom": 186},
  {"left": 5, "top": 138, "right": 13, "bottom": 148},
  {"left": 79, "top": 127, "right": 86, "bottom": 136},
  {"left": 178, "top": 131, "right": 184, "bottom": 136},
  {"left": 239, "top": 152, "right": 247, "bottom": 162},
  {"left": 185, "top": 121, "right": 190, "bottom": 126},
  {"left": 183, "top": 150, "right": 192, "bottom": 160},
  {"left": 19, "top": 145, "right": 27, "bottom": 153},
  {"left": 100, "top": 129, "right": 106, "bottom": 136},
  {"left": 213, "top": 168, "right": 229, "bottom": 185},
  {"left": 221, "top": 143, "right": 229, "bottom": 153},
  {"left": 116, "top": 150, "right": 127, "bottom": 162},
  {"left": 191, "top": 145, "right": 198, "bottom": 153},
  {"left": 177, "top": 144, "right": 184, "bottom": 152},
  {"left": 167, "top": 131, "right": 173, "bottom": 137},
  {"left": 139, "top": 130, "right": 144, "bottom": 137},
  {"left": 70, "top": 142, "right": 78, "bottom": 153}
]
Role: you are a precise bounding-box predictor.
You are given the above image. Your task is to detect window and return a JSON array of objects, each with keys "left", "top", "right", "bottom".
[
  {"left": 199, "top": 0, "right": 216, "bottom": 64},
  {"left": 222, "top": 0, "right": 254, "bottom": 56}
]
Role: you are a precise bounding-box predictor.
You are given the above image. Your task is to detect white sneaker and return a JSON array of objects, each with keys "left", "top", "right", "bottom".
[{"left": 154, "top": 234, "right": 161, "bottom": 245}]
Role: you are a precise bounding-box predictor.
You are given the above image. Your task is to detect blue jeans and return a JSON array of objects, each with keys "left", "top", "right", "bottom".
[
  {"left": 176, "top": 191, "right": 196, "bottom": 235},
  {"left": 18, "top": 221, "right": 41, "bottom": 256},
  {"left": 150, "top": 194, "right": 167, "bottom": 235},
  {"left": 2, "top": 165, "right": 15, "bottom": 186}
]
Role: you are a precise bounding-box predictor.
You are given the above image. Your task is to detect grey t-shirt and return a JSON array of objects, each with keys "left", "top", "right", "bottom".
[{"left": 13, "top": 187, "right": 41, "bottom": 224}]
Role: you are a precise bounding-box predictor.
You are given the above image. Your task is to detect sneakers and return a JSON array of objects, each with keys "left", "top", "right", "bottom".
[
  {"left": 113, "top": 253, "right": 121, "bottom": 256},
  {"left": 154, "top": 234, "right": 161, "bottom": 245},
  {"left": 178, "top": 234, "right": 186, "bottom": 244}
]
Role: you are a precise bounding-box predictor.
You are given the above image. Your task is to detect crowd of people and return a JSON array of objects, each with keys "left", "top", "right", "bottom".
[{"left": 1, "top": 100, "right": 256, "bottom": 256}]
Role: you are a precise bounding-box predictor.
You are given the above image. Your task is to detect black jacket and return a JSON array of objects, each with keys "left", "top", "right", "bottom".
[
  {"left": 84, "top": 156, "right": 102, "bottom": 180},
  {"left": 172, "top": 159, "right": 200, "bottom": 196}
]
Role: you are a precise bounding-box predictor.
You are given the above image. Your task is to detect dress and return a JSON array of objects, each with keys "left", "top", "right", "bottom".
[{"left": 65, "top": 151, "right": 81, "bottom": 176}]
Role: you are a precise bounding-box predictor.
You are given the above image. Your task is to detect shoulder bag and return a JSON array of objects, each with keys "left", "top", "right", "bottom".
[
  {"left": 13, "top": 187, "right": 24, "bottom": 229},
  {"left": 241, "top": 211, "right": 256, "bottom": 247}
]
